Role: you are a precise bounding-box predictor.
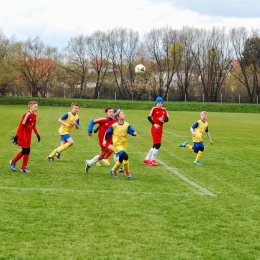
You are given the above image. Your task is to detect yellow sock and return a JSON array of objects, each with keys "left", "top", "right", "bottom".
[
  {"left": 113, "top": 161, "right": 122, "bottom": 171},
  {"left": 186, "top": 144, "right": 193, "bottom": 151},
  {"left": 49, "top": 147, "right": 60, "bottom": 158},
  {"left": 57, "top": 143, "right": 70, "bottom": 153},
  {"left": 195, "top": 151, "right": 203, "bottom": 162},
  {"left": 123, "top": 160, "right": 129, "bottom": 172}
]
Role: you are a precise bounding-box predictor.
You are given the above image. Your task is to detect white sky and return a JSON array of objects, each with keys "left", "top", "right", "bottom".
[{"left": 0, "top": 0, "right": 259, "bottom": 50}]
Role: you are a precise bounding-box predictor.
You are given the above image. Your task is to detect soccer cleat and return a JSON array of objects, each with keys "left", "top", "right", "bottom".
[
  {"left": 47, "top": 157, "right": 54, "bottom": 162},
  {"left": 85, "top": 160, "right": 91, "bottom": 173},
  {"left": 150, "top": 160, "right": 158, "bottom": 166},
  {"left": 102, "top": 159, "right": 110, "bottom": 165},
  {"left": 10, "top": 160, "right": 16, "bottom": 171},
  {"left": 118, "top": 166, "right": 124, "bottom": 173},
  {"left": 179, "top": 141, "right": 188, "bottom": 147},
  {"left": 193, "top": 161, "right": 203, "bottom": 166},
  {"left": 125, "top": 171, "right": 132, "bottom": 179},
  {"left": 110, "top": 169, "right": 118, "bottom": 179},
  {"left": 95, "top": 161, "right": 101, "bottom": 166},
  {"left": 143, "top": 159, "right": 151, "bottom": 165},
  {"left": 55, "top": 150, "right": 60, "bottom": 159},
  {"left": 20, "top": 168, "right": 30, "bottom": 173}
]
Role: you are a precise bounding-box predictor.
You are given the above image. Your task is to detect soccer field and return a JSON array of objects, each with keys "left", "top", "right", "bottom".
[{"left": 0, "top": 105, "right": 259, "bottom": 260}]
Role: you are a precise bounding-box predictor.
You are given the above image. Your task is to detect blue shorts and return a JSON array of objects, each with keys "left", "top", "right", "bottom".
[
  {"left": 192, "top": 142, "right": 204, "bottom": 153},
  {"left": 60, "top": 134, "right": 71, "bottom": 141}
]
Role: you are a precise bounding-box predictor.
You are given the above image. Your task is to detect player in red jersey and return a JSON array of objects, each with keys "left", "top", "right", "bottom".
[
  {"left": 85, "top": 106, "right": 117, "bottom": 172},
  {"left": 143, "top": 96, "right": 169, "bottom": 166},
  {"left": 10, "top": 101, "right": 40, "bottom": 173}
]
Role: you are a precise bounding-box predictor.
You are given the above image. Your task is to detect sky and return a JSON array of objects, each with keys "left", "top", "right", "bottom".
[{"left": 0, "top": 0, "right": 259, "bottom": 50}]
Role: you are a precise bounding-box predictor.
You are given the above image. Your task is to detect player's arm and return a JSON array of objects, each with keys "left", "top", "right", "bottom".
[
  {"left": 128, "top": 125, "right": 137, "bottom": 136},
  {"left": 147, "top": 116, "right": 154, "bottom": 125},
  {"left": 32, "top": 124, "right": 40, "bottom": 142},
  {"left": 206, "top": 128, "right": 214, "bottom": 145},
  {"left": 58, "top": 113, "right": 70, "bottom": 127},
  {"left": 75, "top": 119, "right": 80, "bottom": 129},
  {"left": 190, "top": 122, "right": 198, "bottom": 137}
]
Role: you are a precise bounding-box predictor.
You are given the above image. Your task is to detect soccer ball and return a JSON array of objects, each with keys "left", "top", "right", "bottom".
[{"left": 135, "top": 64, "right": 146, "bottom": 75}]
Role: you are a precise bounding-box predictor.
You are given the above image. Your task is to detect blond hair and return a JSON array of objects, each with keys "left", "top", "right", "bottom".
[
  {"left": 71, "top": 102, "right": 79, "bottom": 108},
  {"left": 28, "top": 101, "right": 38, "bottom": 107}
]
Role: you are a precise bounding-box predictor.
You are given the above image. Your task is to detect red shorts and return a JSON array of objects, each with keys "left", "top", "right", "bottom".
[
  {"left": 99, "top": 140, "right": 111, "bottom": 151},
  {"left": 151, "top": 128, "right": 162, "bottom": 144}
]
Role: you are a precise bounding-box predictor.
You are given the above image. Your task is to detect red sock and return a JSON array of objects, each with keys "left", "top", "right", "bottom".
[
  {"left": 12, "top": 152, "right": 23, "bottom": 163},
  {"left": 22, "top": 154, "right": 29, "bottom": 169},
  {"left": 104, "top": 151, "right": 112, "bottom": 160}
]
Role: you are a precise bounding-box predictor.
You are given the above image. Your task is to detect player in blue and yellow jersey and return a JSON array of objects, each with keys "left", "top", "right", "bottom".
[
  {"left": 47, "top": 102, "right": 80, "bottom": 161},
  {"left": 143, "top": 96, "right": 169, "bottom": 166},
  {"left": 104, "top": 109, "right": 137, "bottom": 179},
  {"left": 179, "top": 111, "right": 214, "bottom": 165}
]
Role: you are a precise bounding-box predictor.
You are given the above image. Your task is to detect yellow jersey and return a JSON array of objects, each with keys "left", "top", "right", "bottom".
[{"left": 59, "top": 112, "right": 80, "bottom": 135}]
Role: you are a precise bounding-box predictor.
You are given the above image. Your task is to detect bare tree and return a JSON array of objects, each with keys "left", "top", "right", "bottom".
[
  {"left": 230, "top": 28, "right": 260, "bottom": 103},
  {"left": 176, "top": 27, "right": 197, "bottom": 100},
  {"left": 63, "top": 35, "right": 89, "bottom": 98},
  {"left": 144, "top": 26, "right": 182, "bottom": 100},
  {"left": 192, "top": 27, "right": 233, "bottom": 102},
  {"left": 108, "top": 27, "right": 140, "bottom": 99},
  {"left": 86, "top": 31, "right": 112, "bottom": 99}
]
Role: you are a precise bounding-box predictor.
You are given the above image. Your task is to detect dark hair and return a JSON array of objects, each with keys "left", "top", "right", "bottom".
[{"left": 105, "top": 106, "right": 114, "bottom": 112}]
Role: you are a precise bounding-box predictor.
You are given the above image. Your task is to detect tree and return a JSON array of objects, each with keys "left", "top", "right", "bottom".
[
  {"left": 108, "top": 27, "right": 140, "bottom": 99},
  {"left": 0, "top": 32, "right": 20, "bottom": 96},
  {"left": 192, "top": 27, "right": 233, "bottom": 101},
  {"left": 63, "top": 35, "right": 89, "bottom": 98},
  {"left": 86, "top": 31, "right": 112, "bottom": 99},
  {"left": 230, "top": 28, "right": 260, "bottom": 103},
  {"left": 144, "top": 26, "right": 182, "bottom": 100},
  {"left": 15, "top": 37, "right": 59, "bottom": 97}
]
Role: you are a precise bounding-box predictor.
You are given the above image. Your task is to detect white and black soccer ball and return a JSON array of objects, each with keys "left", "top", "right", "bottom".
[{"left": 134, "top": 64, "right": 146, "bottom": 75}]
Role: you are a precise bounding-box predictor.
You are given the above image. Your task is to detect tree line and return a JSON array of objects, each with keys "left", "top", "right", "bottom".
[{"left": 0, "top": 26, "right": 259, "bottom": 103}]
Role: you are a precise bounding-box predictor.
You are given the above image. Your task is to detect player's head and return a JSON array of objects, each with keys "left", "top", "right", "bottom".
[
  {"left": 71, "top": 102, "right": 79, "bottom": 114},
  {"left": 115, "top": 109, "right": 125, "bottom": 120},
  {"left": 105, "top": 106, "right": 114, "bottom": 118},
  {"left": 28, "top": 101, "right": 38, "bottom": 113},
  {"left": 200, "top": 111, "right": 208, "bottom": 121},
  {"left": 156, "top": 96, "right": 164, "bottom": 108},
  {"left": 114, "top": 108, "right": 119, "bottom": 114}
]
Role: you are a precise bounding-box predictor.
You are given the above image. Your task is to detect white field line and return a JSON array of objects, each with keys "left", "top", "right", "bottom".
[
  {"left": 155, "top": 158, "right": 216, "bottom": 197},
  {"left": 0, "top": 186, "right": 187, "bottom": 196}
]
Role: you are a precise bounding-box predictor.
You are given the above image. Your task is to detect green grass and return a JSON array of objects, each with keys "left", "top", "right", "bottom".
[{"left": 0, "top": 105, "right": 260, "bottom": 260}]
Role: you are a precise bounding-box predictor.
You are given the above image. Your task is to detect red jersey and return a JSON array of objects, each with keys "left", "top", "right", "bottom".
[
  {"left": 148, "top": 107, "right": 169, "bottom": 133},
  {"left": 88, "top": 117, "right": 117, "bottom": 147},
  {"left": 16, "top": 111, "right": 39, "bottom": 147}
]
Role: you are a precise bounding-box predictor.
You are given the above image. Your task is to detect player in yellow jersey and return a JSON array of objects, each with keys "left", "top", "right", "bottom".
[
  {"left": 104, "top": 109, "right": 137, "bottom": 179},
  {"left": 47, "top": 102, "right": 80, "bottom": 161},
  {"left": 179, "top": 111, "right": 214, "bottom": 165}
]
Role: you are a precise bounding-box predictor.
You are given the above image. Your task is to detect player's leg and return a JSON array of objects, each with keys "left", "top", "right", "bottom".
[
  {"left": 20, "top": 147, "right": 31, "bottom": 173},
  {"left": 10, "top": 150, "right": 23, "bottom": 171}
]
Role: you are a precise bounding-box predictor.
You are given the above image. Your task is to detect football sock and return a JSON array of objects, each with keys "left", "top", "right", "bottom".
[
  {"left": 113, "top": 161, "right": 122, "bottom": 171},
  {"left": 151, "top": 148, "right": 158, "bottom": 160},
  {"left": 104, "top": 151, "right": 112, "bottom": 160},
  {"left": 88, "top": 155, "right": 99, "bottom": 166},
  {"left": 22, "top": 154, "right": 29, "bottom": 169},
  {"left": 12, "top": 152, "right": 23, "bottom": 163},
  {"left": 57, "top": 143, "right": 70, "bottom": 153},
  {"left": 186, "top": 144, "right": 193, "bottom": 151},
  {"left": 123, "top": 160, "right": 129, "bottom": 172},
  {"left": 145, "top": 148, "right": 153, "bottom": 160},
  {"left": 195, "top": 151, "right": 203, "bottom": 162},
  {"left": 49, "top": 147, "right": 60, "bottom": 157}
]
